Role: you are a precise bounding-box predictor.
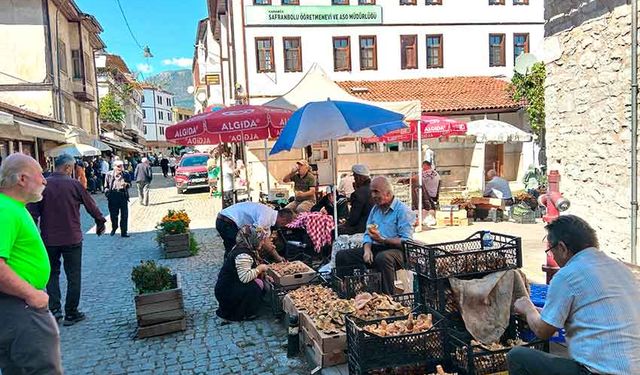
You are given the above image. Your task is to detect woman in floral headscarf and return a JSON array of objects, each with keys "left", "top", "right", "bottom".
[{"left": 214, "top": 224, "right": 271, "bottom": 323}]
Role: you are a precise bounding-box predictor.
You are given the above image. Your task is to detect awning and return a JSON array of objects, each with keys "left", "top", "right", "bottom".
[
  {"left": 100, "top": 133, "right": 143, "bottom": 152},
  {"left": 12, "top": 116, "right": 65, "bottom": 142},
  {"left": 91, "top": 138, "right": 112, "bottom": 151},
  {"left": 101, "top": 137, "right": 136, "bottom": 151},
  {"left": 466, "top": 119, "right": 533, "bottom": 143}
]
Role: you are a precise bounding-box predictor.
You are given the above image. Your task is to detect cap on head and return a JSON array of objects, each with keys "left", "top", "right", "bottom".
[
  {"left": 296, "top": 160, "right": 310, "bottom": 167},
  {"left": 352, "top": 164, "right": 370, "bottom": 177}
]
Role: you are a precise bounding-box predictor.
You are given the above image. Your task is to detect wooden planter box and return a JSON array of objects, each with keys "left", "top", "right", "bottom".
[
  {"left": 134, "top": 274, "right": 186, "bottom": 338},
  {"left": 162, "top": 232, "right": 191, "bottom": 259}
]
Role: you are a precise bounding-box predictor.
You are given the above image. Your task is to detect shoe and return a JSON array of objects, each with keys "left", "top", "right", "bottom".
[
  {"left": 110, "top": 229, "right": 116, "bottom": 236},
  {"left": 63, "top": 311, "right": 86, "bottom": 326},
  {"left": 121, "top": 234, "right": 130, "bottom": 238},
  {"left": 51, "top": 309, "right": 63, "bottom": 322}
]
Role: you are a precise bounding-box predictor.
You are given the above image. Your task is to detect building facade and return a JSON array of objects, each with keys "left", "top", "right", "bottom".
[
  {"left": 142, "top": 85, "right": 176, "bottom": 153},
  {"left": 200, "top": 0, "right": 543, "bottom": 199},
  {"left": 207, "top": 0, "right": 543, "bottom": 105},
  {"left": 172, "top": 106, "right": 194, "bottom": 123},
  {"left": 0, "top": 0, "right": 105, "bottom": 161},
  {"left": 95, "top": 53, "right": 145, "bottom": 154},
  {"left": 544, "top": 0, "right": 635, "bottom": 262}
]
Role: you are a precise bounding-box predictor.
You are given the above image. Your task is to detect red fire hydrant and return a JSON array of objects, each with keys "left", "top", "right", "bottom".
[{"left": 538, "top": 170, "right": 571, "bottom": 284}]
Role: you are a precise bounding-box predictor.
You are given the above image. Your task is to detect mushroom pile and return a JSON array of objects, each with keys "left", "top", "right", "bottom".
[
  {"left": 269, "top": 261, "right": 311, "bottom": 276},
  {"left": 353, "top": 292, "right": 411, "bottom": 321},
  {"left": 363, "top": 313, "right": 433, "bottom": 337}
]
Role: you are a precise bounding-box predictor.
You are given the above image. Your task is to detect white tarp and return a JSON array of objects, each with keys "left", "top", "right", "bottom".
[
  {"left": 265, "top": 63, "right": 421, "bottom": 120},
  {"left": 466, "top": 119, "right": 533, "bottom": 143}
]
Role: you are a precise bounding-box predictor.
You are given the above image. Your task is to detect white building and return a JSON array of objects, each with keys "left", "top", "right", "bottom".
[
  {"left": 205, "top": 0, "right": 544, "bottom": 105},
  {"left": 142, "top": 85, "right": 175, "bottom": 153},
  {"left": 200, "top": 0, "right": 544, "bottom": 196},
  {"left": 95, "top": 53, "right": 144, "bottom": 154}
]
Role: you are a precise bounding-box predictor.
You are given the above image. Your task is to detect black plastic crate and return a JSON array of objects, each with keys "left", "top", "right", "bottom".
[
  {"left": 331, "top": 267, "right": 382, "bottom": 299},
  {"left": 276, "top": 228, "right": 322, "bottom": 267},
  {"left": 448, "top": 316, "right": 549, "bottom": 375},
  {"left": 404, "top": 232, "right": 522, "bottom": 280},
  {"left": 347, "top": 309, "right": 447, "bottom": 375},
  {"left": 359, "top": 362, "right": 459, "bottom": 375},
  {"left": 414, "top": 276, "right": 460, "bottom": 322}
]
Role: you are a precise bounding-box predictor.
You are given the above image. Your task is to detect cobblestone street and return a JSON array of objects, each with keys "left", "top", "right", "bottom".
[{"left": 61, "top": 170, "right": 309, "bottom": 374}]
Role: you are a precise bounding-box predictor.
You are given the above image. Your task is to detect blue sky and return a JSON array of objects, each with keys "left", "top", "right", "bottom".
[{"left": 76, "top": 0, "right": 207, "bottom": 78}]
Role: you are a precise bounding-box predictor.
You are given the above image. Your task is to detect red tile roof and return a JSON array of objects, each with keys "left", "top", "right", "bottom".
[
  {"left": 336, "top": 76, "right": 521, "bottom": 114},
  {"left": 105, "top": 54, "right": 131, "bottom": 74}
]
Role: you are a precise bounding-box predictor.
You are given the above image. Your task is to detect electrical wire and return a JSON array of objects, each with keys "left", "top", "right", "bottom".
[{"left": 115, "top": 0, "right": 144, "bottom": 50}]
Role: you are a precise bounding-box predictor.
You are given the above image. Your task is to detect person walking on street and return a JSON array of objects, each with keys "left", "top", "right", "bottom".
[
  {"left": 104, "top": 160, "right": 131, "bottom": 237},
  {"left": 99, "top": 156, "right": 109, "bottom": 192},
  {"left": 134, "top": 157, "right": 153, "bottom": 206},
  {"left": 160, "top": 156, "right": 169, "bottom": 178},
  {"left": 0, "top": 153, "right": 63, "bottom": 374},
  {"left": 169, "top": 155, "right": 177, "bottom": 177},
  {"left": 28, "top": 154, "right": 106, "bottom": 326}
]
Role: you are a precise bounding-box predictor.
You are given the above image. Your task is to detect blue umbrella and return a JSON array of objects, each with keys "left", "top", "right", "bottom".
[{"left": 270, "top": 100, "right": 406, "bottom": 155}]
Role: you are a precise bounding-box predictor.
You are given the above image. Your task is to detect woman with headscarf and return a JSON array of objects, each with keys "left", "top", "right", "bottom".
[{"left": 214, "top": 225, "right": 270, "bottom": 323}]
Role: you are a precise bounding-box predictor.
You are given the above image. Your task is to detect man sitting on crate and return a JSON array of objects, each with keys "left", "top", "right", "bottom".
[
  {"left": 335, "top": 176, "right": 415, "bottom": 295},
  {"left": 507, "top": 215, "right": 640, "bottom": 375},
  {"left": 216, "top": 202, "right": 296, "bottom": 260}
]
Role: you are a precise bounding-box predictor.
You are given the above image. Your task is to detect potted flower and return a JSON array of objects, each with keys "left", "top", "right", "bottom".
[
  {"left": 131, "top": 260, "right": 186, "bottom": 338},
  {"left": 156, "top": 209, "right": 197, "bottom": 258}
]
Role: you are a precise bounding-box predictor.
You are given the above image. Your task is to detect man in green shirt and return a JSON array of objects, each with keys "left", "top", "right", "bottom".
[
  {"left": 0, "top": 153, "right": 62, "bottom": 374},
  {"left": 283, "top": 160, "right": 317, "bottom": 213}
]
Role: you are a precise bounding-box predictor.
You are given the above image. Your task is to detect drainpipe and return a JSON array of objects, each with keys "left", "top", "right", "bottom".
[
  {"left": 632, "top": 0, "right": 638, "bottom": 265},
  {"left": 55, "top": 8, "right": 63, "bottom": 122},
  {"left": 239, "top": 0, "right": 250, "bottom": 104}
]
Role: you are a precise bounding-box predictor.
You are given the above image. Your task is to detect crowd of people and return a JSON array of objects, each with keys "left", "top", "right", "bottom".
[{"left": 1, "top": 150, "right": 639, "bottom": 374}]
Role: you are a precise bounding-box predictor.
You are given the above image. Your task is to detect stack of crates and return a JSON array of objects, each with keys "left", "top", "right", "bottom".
[{"left": 404, "top": 231, "right": 550, "bottom": 374}]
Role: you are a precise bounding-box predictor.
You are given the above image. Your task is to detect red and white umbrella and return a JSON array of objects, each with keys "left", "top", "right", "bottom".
[
  {"left": 166, "top": 105, "right": 292, "bottom": 146},
  {"left": 361, "top": 115, "right": 467, "bottom": 143}
]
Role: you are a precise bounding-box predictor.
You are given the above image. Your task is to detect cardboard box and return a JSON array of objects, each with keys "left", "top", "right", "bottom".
[
  {"left": 300, "top": 321, "right": 347, "bottom": 368},
  {"left": 267, "top": 261, "right": 316, "bottom": 287},
  {"left": 300, "top": 312, "right": 346, "bottom": 355},
  {"left": 436, "top": 210, "right": 469, "bottom": 226}
]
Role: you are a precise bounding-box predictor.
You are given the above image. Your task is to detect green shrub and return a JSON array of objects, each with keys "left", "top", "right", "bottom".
[
  {"left": 131, "top": 260, "right": 175, "bottom": 294},
  {"left": 189, "top": 232, "right": 200, "bottom": 256}
]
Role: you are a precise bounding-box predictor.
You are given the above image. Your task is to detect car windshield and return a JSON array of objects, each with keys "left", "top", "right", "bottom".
[{"left": 180, "top": 156, "right": 208, "bottom": 167}]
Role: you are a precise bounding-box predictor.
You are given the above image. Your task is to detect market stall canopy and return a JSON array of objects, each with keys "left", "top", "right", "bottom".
[
  {"left": 361, "top": 115, "right": 467, "bottom": 143},
  {"left": 265, "top": 64, "right": 421, "bottom": 121},
  {"left": 47, "top": 143, "right": 101, "bottom": 157},
  {"left": 101, "top": 133, "right": 140, "bottom": 152},
  {"left": 271, "top": 100, "right": 406, "bottom": 155},
  {"left": 165, "top": 105, "right": 292, "bottom": 146},
  {"left": 466, "top": 119, "right": 533, "bottom": 143},
  {"left": 91, "top": 138, "right": 112, "bottom": 151}
]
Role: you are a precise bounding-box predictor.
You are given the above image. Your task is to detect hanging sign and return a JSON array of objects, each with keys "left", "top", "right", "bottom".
[{"left": 244, "top": 5, "right": 382, "bottom": 26}]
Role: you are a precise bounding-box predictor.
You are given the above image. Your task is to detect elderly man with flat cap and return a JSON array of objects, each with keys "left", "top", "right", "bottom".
[
  {"left": 283, "top": 159, "right": 317, "bottom": 213},
  {"left": 338, "top": 164, "right": 374, "bottom": 235}
]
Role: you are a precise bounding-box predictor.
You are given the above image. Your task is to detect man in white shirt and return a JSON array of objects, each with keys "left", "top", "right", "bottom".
[
  {"left": 483, "top": 169, "right": 513, "bottom": 205},
  {"left": 99, "top": 157, "right": 109, "bottom": 192},
  {"left": 215, "top": 202, "right": 296, "bottom": 258},
  {"left": 508, "top": 215, "right": 640, "bottom": 375},
  {"left": 337, "top": 173, "right": 355, "bottom": 197}
]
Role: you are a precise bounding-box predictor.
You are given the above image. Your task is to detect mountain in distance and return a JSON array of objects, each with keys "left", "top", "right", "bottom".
[{"left": 144, "top": 69, "right": 194, "bottom": 109}]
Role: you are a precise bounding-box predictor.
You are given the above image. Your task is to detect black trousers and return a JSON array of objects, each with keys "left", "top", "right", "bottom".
[
  {"left": 507, "top": 346, "right": 593, "bottom": 375},
  {"left": 215, "top": 215, "right": 239, "bottom": 258},
  {"left": 0, "top": 294, "right": 62, "bottom": 375},
  {"left": 161, "top": 165, "right": 169, "bottom": 177},
  {"left": 46, "top": 243, "right": 82, "bottom": 315},
  {"left": 335, "top": 245, "right": 404, "bottom": 295},
  {"left": 108, "top": 192, "right": 129, "bottom": 235}
]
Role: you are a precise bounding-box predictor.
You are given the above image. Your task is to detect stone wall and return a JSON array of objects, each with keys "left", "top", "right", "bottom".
[{"left": 544, "top": 1, "right": 635, "bottom": 261}]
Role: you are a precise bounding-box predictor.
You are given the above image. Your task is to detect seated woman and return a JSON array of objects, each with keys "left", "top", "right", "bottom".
[
  {"left": 214, "top": 225, "right": 270, "bottom": 323},
  {"left": 310, "top": 187, "right": 349, "bottom": 220}
]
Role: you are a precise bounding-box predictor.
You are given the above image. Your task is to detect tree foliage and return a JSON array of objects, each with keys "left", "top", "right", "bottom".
[
  {"left": 511, "top": 62, "right": 546, "bottom": 138},
  {"left": 99, "top": 93, "right": 125, "bottom": 124}
]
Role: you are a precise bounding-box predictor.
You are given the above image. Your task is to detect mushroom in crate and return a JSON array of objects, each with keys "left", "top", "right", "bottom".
[{"left": 267, "top": 261, "right": 316, "bottom": 287}]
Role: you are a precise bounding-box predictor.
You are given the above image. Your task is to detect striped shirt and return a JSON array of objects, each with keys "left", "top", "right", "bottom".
[
  {"left": 235, "top": 253, "right": 259, "bottom": 283},
  {"left": 541, "top": 248, "right": 640, "bottom": 374}
]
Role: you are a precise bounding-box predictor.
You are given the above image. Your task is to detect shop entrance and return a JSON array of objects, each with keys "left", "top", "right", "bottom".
[{"left": 484, "top": 143, "right": 504, "bottom": 176}]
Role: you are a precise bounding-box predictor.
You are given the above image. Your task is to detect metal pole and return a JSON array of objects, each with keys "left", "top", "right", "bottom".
[
  {"left": 264, "top": 139, "right": 271, "bottom": 197},
  {"left": 417, "top": 120, "right": 423, "bottom": 232},
  {"left": 632, "top": 0, "right": 638, "bottom": 265},
  {"left": 242, "top": 138, "right": 250, "bottom": 200},
  {"left": 331, "top": 140, "right": 339, "bottom": 240}
]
